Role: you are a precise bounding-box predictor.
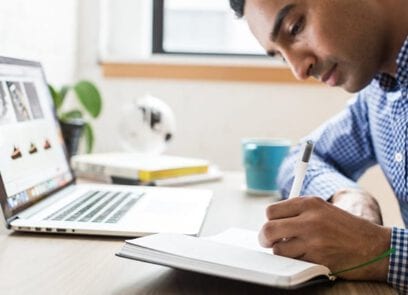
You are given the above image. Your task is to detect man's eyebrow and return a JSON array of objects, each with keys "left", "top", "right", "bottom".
[{"left": 270, "top": 4, "right": 296, "bottom": 42}]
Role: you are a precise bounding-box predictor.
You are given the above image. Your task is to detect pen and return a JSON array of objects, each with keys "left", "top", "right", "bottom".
[{"left": 288, "top": 140, "right": 314, "bottom": 198}]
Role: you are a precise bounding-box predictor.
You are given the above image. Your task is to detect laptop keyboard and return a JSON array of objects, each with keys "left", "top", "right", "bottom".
[{"left": 45, "top": 190, "right": 144, "bottom": 223}]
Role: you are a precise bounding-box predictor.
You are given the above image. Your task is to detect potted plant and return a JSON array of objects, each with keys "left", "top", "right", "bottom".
[{"left": 48, "top": 80, "right": 102, "bottom": 157}]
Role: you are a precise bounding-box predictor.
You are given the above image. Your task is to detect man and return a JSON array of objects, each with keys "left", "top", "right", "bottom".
[{"left": 229, "top": 0, "right": 408, "bottom": 292}]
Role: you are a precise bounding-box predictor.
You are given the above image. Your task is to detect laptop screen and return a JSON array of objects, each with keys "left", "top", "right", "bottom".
[{"left": 0, "top": 57, "right": 74, "bottom": 221}]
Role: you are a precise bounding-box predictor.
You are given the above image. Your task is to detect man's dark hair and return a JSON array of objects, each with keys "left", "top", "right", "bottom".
[{"left": 229, "top": 0, "right": 245, "bottom": 18}]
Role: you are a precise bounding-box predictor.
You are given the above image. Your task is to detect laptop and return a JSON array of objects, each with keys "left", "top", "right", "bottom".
[{"left": 0, "top": 56, "right": 212, "bottom": 237}]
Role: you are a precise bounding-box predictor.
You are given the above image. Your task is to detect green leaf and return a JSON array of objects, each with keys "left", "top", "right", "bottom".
[
  {"left": 60, "top": 109, "right": 83, "bottom": 121},
  {"left": 83, "top": 123, "right": 94, "bottom": 153},
  {"left": 73, "top": 80, "right": 102, "bottom": 118},
  {"left": 60, "top": 85, "right": 70, "bottom": 101},
  {"left": 48, "top": 84, "right": 63, "bottom": 110}
]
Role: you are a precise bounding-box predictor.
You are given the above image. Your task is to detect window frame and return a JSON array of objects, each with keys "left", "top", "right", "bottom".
[{"left": 151, "top": 0, "right": 265, "bottom": 57}]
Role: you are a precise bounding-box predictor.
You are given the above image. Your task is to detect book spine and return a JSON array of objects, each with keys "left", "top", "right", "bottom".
[
  {"left": 72, "top": 162, "right": 109, "bottom": 181},
  {"left": 138, "top": 166, "right": 208, "bottom": 182}
]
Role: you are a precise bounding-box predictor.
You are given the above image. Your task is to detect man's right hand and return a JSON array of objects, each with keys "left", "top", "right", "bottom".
[{"left": 258, "top": 197, "right": 391, "bottom": 281}]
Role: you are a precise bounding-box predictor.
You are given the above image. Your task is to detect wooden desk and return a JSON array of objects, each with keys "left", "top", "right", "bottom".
[{"left": 0, "top": 172, "right": 397, "bottom": 294}]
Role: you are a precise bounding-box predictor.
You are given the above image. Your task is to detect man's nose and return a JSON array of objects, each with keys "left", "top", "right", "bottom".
[{"left": 284, "top": 52, "right": 316, "bottom": 81}]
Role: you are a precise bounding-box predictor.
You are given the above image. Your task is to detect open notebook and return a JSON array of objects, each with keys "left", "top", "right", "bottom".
[{"left": 116, "top": 228, "right": 335, "bottom": 289}]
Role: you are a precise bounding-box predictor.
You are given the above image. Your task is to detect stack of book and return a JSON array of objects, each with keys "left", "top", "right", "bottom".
[{"left": 71, "top": 152, "right": 222, "bottom": 186}]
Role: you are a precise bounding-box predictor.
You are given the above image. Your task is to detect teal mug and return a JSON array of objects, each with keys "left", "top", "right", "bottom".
[{"left": 242, "top": 138, "right": 290, "bottom": 194}]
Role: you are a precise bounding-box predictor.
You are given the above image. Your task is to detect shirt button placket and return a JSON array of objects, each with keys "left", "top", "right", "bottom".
[
  {"left": 395, "top": 149, "right": 406, "bottom": 200},
  {"left": 404, "top": 124, "right": 408, "bottom": 201},
  {"left": 396, "top": 152, "right": 404, "bottom": 163}
]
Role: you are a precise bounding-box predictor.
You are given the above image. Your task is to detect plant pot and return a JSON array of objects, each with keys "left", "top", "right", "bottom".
[{"left": 59, "top": 119, "right": 85, "bottom": 158}]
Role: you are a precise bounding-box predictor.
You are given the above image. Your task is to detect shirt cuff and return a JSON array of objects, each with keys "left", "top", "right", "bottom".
[{"left": 388, "top": 227, "right": 408, "bottom": 293}]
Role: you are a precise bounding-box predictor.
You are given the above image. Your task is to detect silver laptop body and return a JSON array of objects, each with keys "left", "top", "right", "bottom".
[{"left": 0, "top": 57, "right": 211, "bottom": 237}]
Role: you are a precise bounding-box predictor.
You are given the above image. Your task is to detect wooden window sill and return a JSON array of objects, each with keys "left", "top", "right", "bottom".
[{"left": 101, "top": 58, "right": 320, "bottom": 84}]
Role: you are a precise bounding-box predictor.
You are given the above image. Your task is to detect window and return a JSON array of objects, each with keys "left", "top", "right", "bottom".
[
  {"left": 152, "top": 0, "right": 265, "bottom": 56},
  {"left": 99, "top": 0, "right": 307, "bottom": 84}
]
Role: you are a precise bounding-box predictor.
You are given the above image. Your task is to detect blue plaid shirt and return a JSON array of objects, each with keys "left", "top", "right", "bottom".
[{"left": 278, "top": 37, "right": 408, "bottom": 292}]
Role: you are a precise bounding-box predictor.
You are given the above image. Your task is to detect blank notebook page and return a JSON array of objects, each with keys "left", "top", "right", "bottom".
[{"left": 127, "top": 233, "right": 319, "bottom": 277}]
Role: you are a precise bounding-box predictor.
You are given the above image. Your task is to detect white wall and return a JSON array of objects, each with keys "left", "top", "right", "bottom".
[
  {"left": 99, "top": 0, "right": 152, "bottom": 59},
  {"left": 91, "top": 79, "right": 350, "bottom": 168},
  {"left": 0, "top": 0, "right": 78, "bottom": 85}
]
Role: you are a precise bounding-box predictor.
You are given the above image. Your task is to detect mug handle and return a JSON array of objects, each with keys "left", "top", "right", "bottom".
[{"left": 244, "top": 144, "right": 260, "bottom": 166}]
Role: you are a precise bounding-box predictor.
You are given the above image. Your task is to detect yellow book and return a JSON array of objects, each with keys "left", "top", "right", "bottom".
[
  {"left": 71, "top": 152, "right": 209, "bottom": 182},
  {"left": 138, "top": 166, "right": 208, "bottom": 182}
]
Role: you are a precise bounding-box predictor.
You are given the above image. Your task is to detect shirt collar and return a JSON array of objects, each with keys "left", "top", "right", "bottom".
[{"left": 375, "top": 36, "right": 408, "bottom": 92}]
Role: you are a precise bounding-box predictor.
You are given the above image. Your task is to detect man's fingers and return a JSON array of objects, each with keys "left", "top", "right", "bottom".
[
  {"left": 258, "top": 218, "right": 302, "bottom": 247},
  {"left": 266, "top": 196, "right": 325, "bottom": 220},
  {"left": 273, "top": 238, "right": 306, "bottom": 259}
]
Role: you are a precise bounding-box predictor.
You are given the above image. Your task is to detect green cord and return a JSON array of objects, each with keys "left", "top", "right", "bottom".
[{"left": 329, "top": 248, "right": 396, "bottom": 277}]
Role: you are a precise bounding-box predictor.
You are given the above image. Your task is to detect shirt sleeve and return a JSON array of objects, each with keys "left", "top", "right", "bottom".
[
  {"left": 277, "top": 89, "right": 377, "bottom": 200},
  {"left": 388, "top": 227, "right": 408, "bottom": 293}
]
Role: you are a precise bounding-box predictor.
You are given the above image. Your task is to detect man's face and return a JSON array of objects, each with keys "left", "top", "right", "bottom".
[{"left": 244, "top": 0, "right": 386, "bottom": 93}]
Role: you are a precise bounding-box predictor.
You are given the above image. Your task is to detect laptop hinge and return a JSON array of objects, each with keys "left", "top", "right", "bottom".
[{"left": 6, "top": 215, "right": 19, "bottom": 229}]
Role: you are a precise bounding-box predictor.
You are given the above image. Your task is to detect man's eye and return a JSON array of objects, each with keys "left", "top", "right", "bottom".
[{"left": 290, "top": 17, "right": 304, "bottom": 36}]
